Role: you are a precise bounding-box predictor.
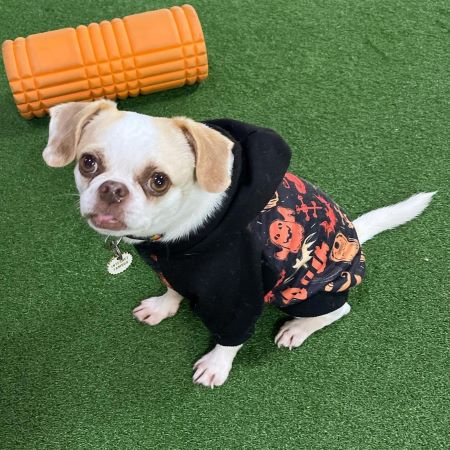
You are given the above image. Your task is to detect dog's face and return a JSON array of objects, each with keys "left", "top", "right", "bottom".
[{"left": 42, "top": 100, "right": 234, "bottom": 241}]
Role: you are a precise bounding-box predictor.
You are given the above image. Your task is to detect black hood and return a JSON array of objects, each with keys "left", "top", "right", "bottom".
[{"left": 136, "top": 118, "right": 292, "bottom": 256}]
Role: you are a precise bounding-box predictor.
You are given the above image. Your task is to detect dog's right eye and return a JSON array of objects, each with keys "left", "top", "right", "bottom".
[{"left": 79, "top": 154, "right": 99, "bottom": 175}]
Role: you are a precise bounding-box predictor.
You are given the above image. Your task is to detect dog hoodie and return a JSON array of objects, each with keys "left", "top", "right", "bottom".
[{"left": 135, "top": 119, "right": 365, "bottom": 346}]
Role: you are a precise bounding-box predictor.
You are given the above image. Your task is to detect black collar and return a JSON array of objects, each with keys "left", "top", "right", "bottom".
[{"left": 125, "top": 234, "right": 162, "bottom": 242}]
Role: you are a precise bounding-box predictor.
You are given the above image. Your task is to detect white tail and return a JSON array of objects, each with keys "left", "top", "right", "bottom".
[{"left": 353, "top": 192, "right": 436, "bottom": 245}]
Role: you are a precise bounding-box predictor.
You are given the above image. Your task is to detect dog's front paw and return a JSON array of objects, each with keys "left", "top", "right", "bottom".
[
  {"left": 193, "top": 344, "right": 242, "bottom": 388},
  {"left": 133, "top": 289, "right": 182, "bottom": 326},
  {"left": 193, "top": 351, "right": 232, "bottom": 388}
]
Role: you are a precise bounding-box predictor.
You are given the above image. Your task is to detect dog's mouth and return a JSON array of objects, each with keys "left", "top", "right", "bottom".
[{"left": 87, "top": 213, "right": 127, "bottom": 231}]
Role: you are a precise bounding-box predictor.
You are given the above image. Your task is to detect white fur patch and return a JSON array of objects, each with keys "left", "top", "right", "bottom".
[{"left": 74, "top": 111, "right": 231, "bottom": 241}]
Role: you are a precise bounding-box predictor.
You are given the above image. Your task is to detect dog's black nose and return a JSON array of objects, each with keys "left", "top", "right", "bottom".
[{"left": 98, "top": 180, "right": 129, "bottom": 204}]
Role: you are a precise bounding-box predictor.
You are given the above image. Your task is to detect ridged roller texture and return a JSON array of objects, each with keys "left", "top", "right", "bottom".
[{"left": 1, "top": 4, "right": 208, "bottom": 119}]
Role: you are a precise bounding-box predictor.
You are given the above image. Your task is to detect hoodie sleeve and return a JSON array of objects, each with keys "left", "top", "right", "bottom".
[{"left": 189, "top": 229, "right": 266, "bottom": 346}]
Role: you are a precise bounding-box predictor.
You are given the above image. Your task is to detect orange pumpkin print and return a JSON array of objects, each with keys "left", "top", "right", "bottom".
[{"left": 269, "top": 207, "right": 304, "bottom": 260}]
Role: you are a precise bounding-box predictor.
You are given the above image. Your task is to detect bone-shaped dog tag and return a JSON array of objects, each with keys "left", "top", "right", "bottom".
[{"left": 107, "top": 252, "right": 132, "bottom": 275}]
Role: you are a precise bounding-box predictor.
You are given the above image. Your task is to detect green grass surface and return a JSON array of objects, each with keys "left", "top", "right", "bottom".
[{"left": 1, "top": 0, "right": 449, "bottom": 448}]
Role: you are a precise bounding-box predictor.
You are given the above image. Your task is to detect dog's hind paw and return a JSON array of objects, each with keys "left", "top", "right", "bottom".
[{"left": 275, "top": 302, "right": 351, "bottom": 349}]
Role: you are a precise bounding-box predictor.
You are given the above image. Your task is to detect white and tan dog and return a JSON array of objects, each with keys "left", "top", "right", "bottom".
[{"left": 43, "top": 100, "right": 434, "bottom": 388}]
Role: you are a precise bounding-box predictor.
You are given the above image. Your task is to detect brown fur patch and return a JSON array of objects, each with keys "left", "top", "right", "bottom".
[
  {"left": 172, "top": 117, "right": 234, "bottom": 193},
  {"left": 42, "top": 100, "right": 118, "bottom": 168}
]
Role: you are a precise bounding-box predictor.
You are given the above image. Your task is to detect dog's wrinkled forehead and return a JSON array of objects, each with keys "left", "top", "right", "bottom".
[{"left": 80, "top": 111, "right": 194, "bottom": 182}]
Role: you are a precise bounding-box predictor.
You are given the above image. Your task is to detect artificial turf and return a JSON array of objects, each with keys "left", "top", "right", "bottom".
[{"left": 1, "top": 0, "right": 449, "bottom": 448}]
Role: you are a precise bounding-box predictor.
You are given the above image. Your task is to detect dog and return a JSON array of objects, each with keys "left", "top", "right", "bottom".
[{"left": 42, "top": 99, "right": 435, "bottom": 388}]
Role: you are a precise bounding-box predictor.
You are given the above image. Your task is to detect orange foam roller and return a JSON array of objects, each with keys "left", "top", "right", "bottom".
[{"left": 2, "top": 4, "right": 208, "bottom": 119}]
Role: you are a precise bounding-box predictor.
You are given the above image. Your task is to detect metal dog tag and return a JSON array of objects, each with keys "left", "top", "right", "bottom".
[
  {"left": 107, "top": 252, "right": 133, "bottom": 275},
  {"left": 105, "top": 237, "right": 132, "bottom": 275}
]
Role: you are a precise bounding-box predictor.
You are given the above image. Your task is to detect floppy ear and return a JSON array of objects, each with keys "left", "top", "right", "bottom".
[
  {"left": 173, "top": 117, "right": 234, "bottom": 193},
  {"left": 42, "top": 100, "right": 117, "bottom": 168}
]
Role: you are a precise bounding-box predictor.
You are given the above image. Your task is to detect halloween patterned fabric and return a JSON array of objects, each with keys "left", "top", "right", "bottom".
[{"left": 250, "top": 172, "right": 365, "bottom": 307}]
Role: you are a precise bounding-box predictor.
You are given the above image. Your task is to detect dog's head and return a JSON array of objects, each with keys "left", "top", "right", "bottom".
[{"left": 42, "top": 100, "right": 234, "bottom": 241}]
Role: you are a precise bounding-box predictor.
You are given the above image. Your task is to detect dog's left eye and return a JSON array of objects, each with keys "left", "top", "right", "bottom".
[
  {"left": 80, "top": 154, "right": 99, "bottom": 175},
  {"left": 146, "top": 172, "right": 171, "bottom": 196}
]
